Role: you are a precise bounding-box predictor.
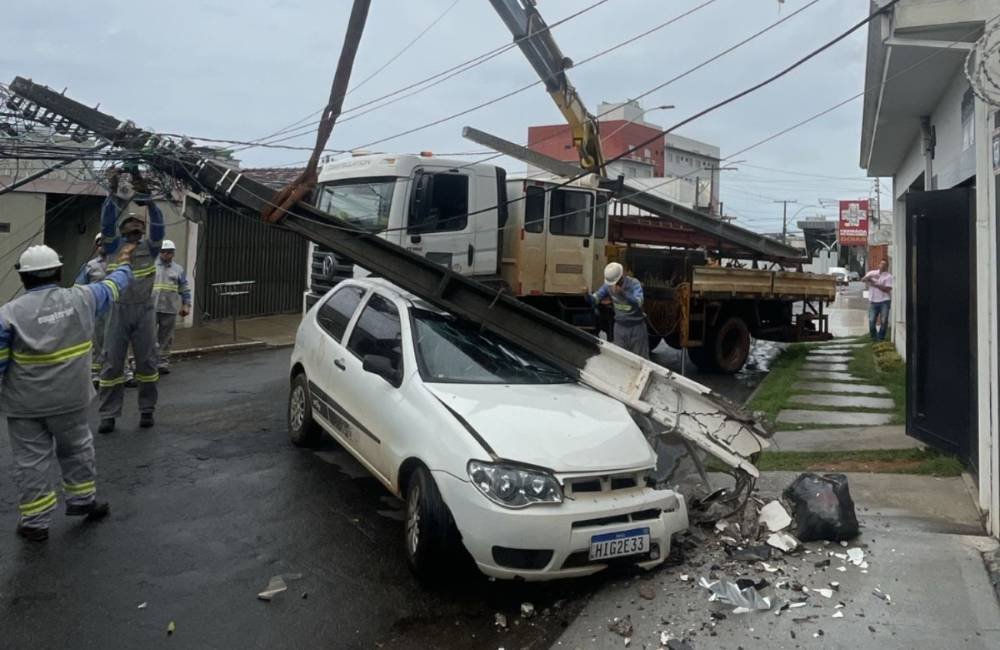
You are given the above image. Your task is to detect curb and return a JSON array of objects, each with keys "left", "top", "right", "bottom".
[{"left": 172, "top": 341, "right": 267, "bottom": 359}]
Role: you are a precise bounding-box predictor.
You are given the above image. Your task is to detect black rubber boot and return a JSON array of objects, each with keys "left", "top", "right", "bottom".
[
  {"left": 16, "top": 524, "right": 49, "bottom": 542},
  {"left": 139, "top": 413, "right": 154, "bottom": 428},
  {"left": 98, "top": 418, "right": 115, "bottom": 434},
  {"left": 66, "top": 500, "right": 110, "bottom": 521}
]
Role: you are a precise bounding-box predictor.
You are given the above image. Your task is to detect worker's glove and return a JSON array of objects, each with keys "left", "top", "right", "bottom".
[
  {"left": 116, "top": 243, "right": 137, "bottom": 265},
  {"left": 129, "top": 169, "right": 150, "bottom": 206},
  {"left": 179, "top": 306, "right": 191, "bottom": 318}
]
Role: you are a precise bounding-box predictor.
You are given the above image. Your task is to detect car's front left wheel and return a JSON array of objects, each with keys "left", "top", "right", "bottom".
[
  {"left": 288, "top": 373, "right": 322, "bottom": 447},
  {"left": 404, "top": 465, "right": 458, "bottom": 582}
]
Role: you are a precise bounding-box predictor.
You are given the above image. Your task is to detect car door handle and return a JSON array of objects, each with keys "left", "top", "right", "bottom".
[{"left": 334, "top": 359, "right": 346, "bottom": 370}]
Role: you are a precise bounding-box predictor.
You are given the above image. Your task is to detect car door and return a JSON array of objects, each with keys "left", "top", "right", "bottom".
[
  {"left": 307, "top": 284, "right": 369, "bottom": 455},
  {"left": 336, "top": 291, "right": 409, "bottom": 482}
]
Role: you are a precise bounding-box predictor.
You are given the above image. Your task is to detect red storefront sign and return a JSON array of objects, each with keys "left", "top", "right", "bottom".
[{"left": 838, "top": 200, "right": 869, "bottom": 246}]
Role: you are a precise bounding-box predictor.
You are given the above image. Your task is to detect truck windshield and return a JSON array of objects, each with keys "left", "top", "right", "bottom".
[
  {"left": 412, "top": 310, "right": 571, "bottom": 385},
  {"left": 316, "top": 177, "right": 397, "bottom": 232}
]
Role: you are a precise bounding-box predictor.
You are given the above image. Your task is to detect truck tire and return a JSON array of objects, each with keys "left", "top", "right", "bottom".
[{"left": 710, "top": 316, "right": 751, "bottom": 374}]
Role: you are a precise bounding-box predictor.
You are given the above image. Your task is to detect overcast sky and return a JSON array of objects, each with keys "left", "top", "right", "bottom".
[{"left": 1, "top": 0, "right": 882, "bottom": 232}]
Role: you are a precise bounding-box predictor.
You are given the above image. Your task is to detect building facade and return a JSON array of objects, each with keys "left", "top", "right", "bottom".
[
  {"left": 526, "top": 100, "right": 722, "bottom": 214},
  {"left": 860, "top": 0, "right": 999, "bottom": 538}
]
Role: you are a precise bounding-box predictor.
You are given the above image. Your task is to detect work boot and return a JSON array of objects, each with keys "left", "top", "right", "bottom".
[
  {"left": 139, "top": 412, "right": 154, "bottom": 428},
  {"left": 16, "top": 524, "right": 49, "bottom": 542},
  {"left": 98, "top": 418, "right": 115, "bottom": 434},
  {"left": 66, "top": 500, "right": 110, "bottom": 521},
  {"left": 158, "top": 365, "right": 171, "bottom": 376}
]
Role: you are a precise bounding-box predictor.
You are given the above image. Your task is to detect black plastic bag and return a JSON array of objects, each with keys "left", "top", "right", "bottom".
[{"left": 783, "top": 473, "right": 859, "bottom": 542}]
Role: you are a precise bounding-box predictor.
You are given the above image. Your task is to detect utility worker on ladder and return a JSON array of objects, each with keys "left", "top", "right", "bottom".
[
  {"left": 74, "top": 233, "right": 109, "bottom": 385},
  {"left": 152, "top": 240, "right": 191, "bottom": 374},
  {"left": 98, "top": 168, "right": 164, "bottom": 433},
  {"left": 588, "top": 262, "right": 650, "bottom": 359},
  {"left": 0, "top": 244, "right": 133, "bottom": 541}
]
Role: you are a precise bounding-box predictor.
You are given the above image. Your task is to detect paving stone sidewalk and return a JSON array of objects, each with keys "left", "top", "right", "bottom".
[{"left": 776, "top": 340, "right": 897, "bottom": 430}]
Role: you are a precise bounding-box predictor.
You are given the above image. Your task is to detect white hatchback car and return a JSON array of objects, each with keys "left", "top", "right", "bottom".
[{"left": 288, "top": 278, "right": 688, "bottom": 581}]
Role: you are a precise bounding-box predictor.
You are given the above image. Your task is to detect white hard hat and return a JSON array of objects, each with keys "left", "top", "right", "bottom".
[
  {"left": 603, "top": 262, "right": 624, "bottom": 285},
  {"left": 161, "top": 240, "right": 176, "bottom": 251},
  {"left": 16, "top": 245, "right": 63, "bottom": 273}
]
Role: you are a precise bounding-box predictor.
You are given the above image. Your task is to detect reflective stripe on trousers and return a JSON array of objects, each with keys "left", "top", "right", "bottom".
[
  {"left": 7, "top": 408, "right": 97, "bottom": 529},
  {"left": 100, "top": 301, "right": 158, "bottom": 418}
]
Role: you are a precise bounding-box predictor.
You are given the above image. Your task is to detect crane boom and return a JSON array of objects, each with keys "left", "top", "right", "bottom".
[{"left": 489, "top": 0, "right": 606, "bottom": 174}]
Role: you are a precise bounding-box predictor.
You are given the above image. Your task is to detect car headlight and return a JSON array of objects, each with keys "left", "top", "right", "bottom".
[{"left": 467, "top": 461, "right": 562, "bottom": 508}]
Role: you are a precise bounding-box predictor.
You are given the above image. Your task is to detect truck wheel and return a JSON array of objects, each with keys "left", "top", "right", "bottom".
[
  {"left": 288, "top": 373, "right": 322, "bottom": 447},
  {"left": 711, "top": 316, "right": 751, "bottom": 374},
  {"left": 405, "top": 466, "right": 458, "bottom": 583}
]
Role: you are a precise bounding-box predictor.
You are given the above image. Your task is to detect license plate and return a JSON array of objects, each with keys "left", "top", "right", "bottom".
[{"left": 589, "top": 527, "right": 650, "bottom": 561}]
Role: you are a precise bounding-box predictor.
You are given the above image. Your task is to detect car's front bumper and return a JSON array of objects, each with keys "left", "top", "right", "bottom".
[{"left": 433, "top": 470, "right": 688, "bottom": 581}]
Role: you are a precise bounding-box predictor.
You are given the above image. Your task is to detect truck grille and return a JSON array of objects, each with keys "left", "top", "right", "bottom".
[{"left": 309, "top": 246, "right": 355, "bottom": 298}]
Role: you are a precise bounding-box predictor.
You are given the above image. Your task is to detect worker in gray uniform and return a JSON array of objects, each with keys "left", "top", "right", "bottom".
[
  {"left": 98, "top": 169, "right": 164, "bottom": 433},
  {"left": 74, "top": 233, "right": 109, "bottom": 384},
  {"left": 152, "top": 240, "right": 191, "bottom": 374},
  {"left": 588, "top": 262, "right": 650, "bottom": 359},
  {"left": 0, "top": 243, "right": 133, "bottom": 541}
]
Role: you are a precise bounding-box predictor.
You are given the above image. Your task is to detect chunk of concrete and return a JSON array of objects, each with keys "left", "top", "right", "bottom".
[
  {"left": 788, "top": 394, "right": 895, "bottom": 410},
  {"left": 805, "top": 355, "right": 852, "bottom": 363},
  {"left": 795, "top": 381, "right": 889, "bottom": 395},
  {"left": 802, "top": 363, "right": 850, "bottom": 372},
  {"left": 799, "top": 371, "right": 863, "bottom": 382},
  {"left": 776, "top": 410, "right": 893, "bottom": 426}
]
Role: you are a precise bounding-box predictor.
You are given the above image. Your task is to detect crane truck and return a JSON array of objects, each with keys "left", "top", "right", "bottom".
[{"left": 305, "top": 0, "right": 835, "bottom": 374}]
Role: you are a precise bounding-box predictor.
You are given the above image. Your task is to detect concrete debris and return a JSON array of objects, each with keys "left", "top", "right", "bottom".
[
  {"left": 494, "top": 613, "right": 508, "bottom": 630},
  {"left": 759, "top": 500, "right": 792, "bottom": 532},
  {"left": 832, "top": 611, "right": 845, "bottom": 619},
  {"left": 137, "top": 602, "right": 147, "bottom": 610},
  {"left": 759, "top": 562, "right": 780, "bottom": 573},
  {"left": 608, "top": 615, "right": 633, "bottom": 638},
  {"left": 784, "top": 473, "right": 860, "bottom": 542},
  {"left": 638, "top": 584, "right": 656, "bottom": 600},
  {"left": 814, "top": 558, "right": 831, "bottom": 568},
  {"left": 679, "top": 574, "right": 690, "bottom": 582},
  {"left": 167, "top": 621, "right": 175, "bottom": 636},
  {"left": 699, "top": 576, "right": 772, "bottom": 612},
  {"left": 873, "top": 588, "right": 892, "bottom": 603},
  {"left": 847, "top": 548, "right": 865, "bottom": 566},
  {"left": 257, "top": 575, "right": 287, "bottom": 601},
  {"left": 814, "top": 588, "right": 834, "bottom": 599},
  {"left": 729, "top": 544, "right": 771, "bottom": 562},
  {"left": 520, "top": 602, "right": 535, "bottom": 618},
  {"left": 766, "top": 531, "right": 800, "bottom": 553}
]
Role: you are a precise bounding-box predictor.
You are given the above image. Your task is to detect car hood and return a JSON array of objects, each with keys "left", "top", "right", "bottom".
[{"left": 425, "top": 382, "right": 655, "bottom": 473}]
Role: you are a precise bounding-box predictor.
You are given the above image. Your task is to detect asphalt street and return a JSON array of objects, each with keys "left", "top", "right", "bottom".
[
  {"left": 0, "top": 339, "right": 774, "bottom": 649},
  {"left": 0, "top": 348, "right": 599, "bottom": 649}
]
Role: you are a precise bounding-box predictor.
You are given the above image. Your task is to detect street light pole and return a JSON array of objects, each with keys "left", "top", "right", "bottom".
[{"left": 774, "top": 199, "right": 798, "bottom": 244}]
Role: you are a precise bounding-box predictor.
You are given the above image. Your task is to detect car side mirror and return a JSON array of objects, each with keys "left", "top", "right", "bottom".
[{"left": 363, "top": 354, "right": 401, "bottom": 386}]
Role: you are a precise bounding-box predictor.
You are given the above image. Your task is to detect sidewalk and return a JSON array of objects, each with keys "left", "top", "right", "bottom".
[
  {"left": 172, "top": 313, "right": 301, "bottom": 356},
  {"left": 556, "top": 471, "right": 999, "bottom": 649}
]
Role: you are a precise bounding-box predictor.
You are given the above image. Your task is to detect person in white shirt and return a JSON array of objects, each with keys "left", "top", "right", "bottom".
[{"left": 862, "top": 259, "right": 893, "bottom": 341}]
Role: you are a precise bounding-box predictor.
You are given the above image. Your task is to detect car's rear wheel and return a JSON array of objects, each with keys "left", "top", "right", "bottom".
[
  {"left": 288, "top": 373, "right": 322, "bottom": 447},
  {"left": 405, "top": 466, "right": 457, "bottom": 582}
]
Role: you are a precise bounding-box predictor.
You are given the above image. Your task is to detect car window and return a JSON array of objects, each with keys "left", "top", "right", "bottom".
[
  {"left": 347, "top": 294, "right": 404, "bottom": 372},
  {"left": 317, "top": 285, "right": 365, "bottom": 341},
  {"left": 412, "top": 310, "right": 571, "bottom": 384},
  {"left": 549, "top": 189, "right": 592, "bottom": 237}
]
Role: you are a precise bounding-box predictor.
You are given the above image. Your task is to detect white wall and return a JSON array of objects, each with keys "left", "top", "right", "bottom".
[{"left": 0, "top": 192, "right": 46, "bottom": 301}]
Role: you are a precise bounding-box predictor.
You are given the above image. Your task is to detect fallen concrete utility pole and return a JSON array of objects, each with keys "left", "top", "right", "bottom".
[{"left": 8, "top": 76, "right": 770, "bottom": 478}]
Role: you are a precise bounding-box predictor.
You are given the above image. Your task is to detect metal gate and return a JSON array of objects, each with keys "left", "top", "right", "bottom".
[
  {"left": 197, "top": 205, "right": 308, "bottom": 320},
  {"left": 905, "top": 187, "right": 977, "bottom": 463}
]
